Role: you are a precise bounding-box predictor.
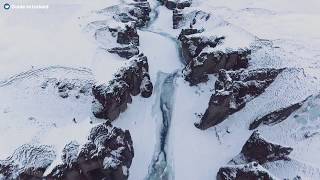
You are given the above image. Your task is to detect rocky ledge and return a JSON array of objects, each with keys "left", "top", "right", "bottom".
[
  {"left": 230, "top": 130, "right": 293, "bottom": 165},
  {"left": 249, "top": 97, "right": 308, "bottom": 130},
  {"left": 195, "top": 68, "right": 284, "bottom": 130},
  {"left": 92, "top": 54, "right": 153, "bottom": 121}
]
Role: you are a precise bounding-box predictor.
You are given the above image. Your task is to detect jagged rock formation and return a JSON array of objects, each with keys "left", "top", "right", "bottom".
[
  {"left": 249, "top": 98, "right": 308, "bottom": 130},
  {"left": 179, "top": 31, "right": 251, "bottom": 85},
  {"left": 0, "top": 144, "right": 56, "bottom": 179},
  {"left": 89, "top": 0, "right": 154, "bottom": 120},
  {"left": 88, "top": 1, "right": 151, "bottom": 59},
  {"left": 115, "top": 24, "right": 140, "bottom": 46},
  {"left": 92, "top": 54, "right": 153, "bottom": 121},
  {"left": 47, "top": 121, "right": 134, "bottom": 180},
  {"left": 108, "top": 46, "right": 139, "bottom": 59},
  {"left": 195, "top": 68, "right": 284, "bottom": 130},
  {"left": 230, "top": 131, "right": 293, "bottom": 165},
  {"left": 41, "top": 78, "right": 93, "bottom": 99},
  {"left": 217, "top": 162, "right": 276, "bottom": 180}
]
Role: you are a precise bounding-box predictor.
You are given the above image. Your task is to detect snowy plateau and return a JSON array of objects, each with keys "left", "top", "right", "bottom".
[{"left": 0, "top": 0, "right": 320, "bottom": 179}]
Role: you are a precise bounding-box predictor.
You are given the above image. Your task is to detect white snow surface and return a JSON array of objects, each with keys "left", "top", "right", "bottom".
[{"left": 1, "top": 0, "right": 320, "bottom": 179}]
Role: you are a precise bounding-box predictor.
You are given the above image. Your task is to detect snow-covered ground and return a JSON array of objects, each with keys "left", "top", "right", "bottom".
[{"left": 1, "top": 0, "right": 320, "bottom": 179}]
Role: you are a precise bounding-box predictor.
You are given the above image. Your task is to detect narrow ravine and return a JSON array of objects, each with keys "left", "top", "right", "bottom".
[
  {"left": 147, "top": 72, "right": 177, "bottom": 180},
  {"left": 138, "top": 1, "right": 187, "bottom": 179}
]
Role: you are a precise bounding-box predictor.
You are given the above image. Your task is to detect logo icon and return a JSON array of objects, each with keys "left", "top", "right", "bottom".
[{"left": 4, "top": 3, "right": 10, "bottom": 10}]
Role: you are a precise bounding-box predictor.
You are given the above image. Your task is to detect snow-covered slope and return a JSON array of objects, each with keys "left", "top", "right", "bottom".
[{"left": 1, "top": 0, "right": 320, "bottom": 179}]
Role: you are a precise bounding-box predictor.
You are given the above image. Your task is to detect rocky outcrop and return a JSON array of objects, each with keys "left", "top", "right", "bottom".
[
  {"left": 249, "top": 98, "right": 308, "bottom": 130},
  {"left": 97, "top": 1, "right": 151, "bottom": 28},
  {"left": 195, "top": 68, "right": 284, "bottom": 130},
  {"left": 92, "top": 54, "right": 153, "bottom": 121},
  {"left": 178, "top": 32, "right": 224, "bottom": 64},
  {"left": 180, "top": 32, "right": 251, "bottom": 85},
  {"left": 126, "top": 1, "right": 152, "bottom": 27},
  {"left": 47, "top": 121, "right": 134, "bottom": 180},
  {"left": 90, "top": 1, "right": 151, "bottom": 59},
  {"left": 0, "top": 144, "right": 56, "bottom": 179},
  {"left": 230, "top": 131, "right": 293, "bottom": 165},
  {"left": 108, "top": 46, "right": 139, "bottom": 59},
  {"left": 173, "top": 10, "right": 210, "bottom": 29},
  {"left": 116, "top": 24, "right": 140, "bottom": 46},
  {"left": 0, "top": 122, "right": 134, "bottom": 180},
  {"left": 158, "top": 0, "right": 192, "bottom": 10},
  {"left": 217, "top": 162, "right": 276, "bottom": 180}
]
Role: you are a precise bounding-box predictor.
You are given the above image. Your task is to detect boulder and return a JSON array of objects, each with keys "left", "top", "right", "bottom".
[
  {"left": 195, "top": 68, "right": 283, "bottom": 130},
  {"left": 217, "top": 162, "right": 276, "bottom": 180},
  {"left": 47, "top": 121, "right": 134, "bottom": 180},
  {"left": 230, "top": 131, "right": 293, "bottom": 165},
  {"left": 92, "top": 54, "right": 153, "bottom": 121}
]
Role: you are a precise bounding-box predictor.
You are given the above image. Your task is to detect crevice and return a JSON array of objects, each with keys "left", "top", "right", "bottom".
[{"left": 146, "top": 72, "right": 177, "bottom": 180}]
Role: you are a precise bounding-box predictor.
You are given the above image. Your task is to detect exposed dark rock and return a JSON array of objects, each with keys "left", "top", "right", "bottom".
[
  {"left": 108, "top": 46, "right": 139, "bottom": 59},
  {"left": 179, "top": 31, "right": 251, "bottom": 85},
  {"left": 0, "top": 144, "right": 56, "bottom": 179},
  {"left": 178, "top": 28, "right": 203, "bottom": 37},
  {"left": 41, "top": 78, "right": 93, "bottom": 99},
  {"left": 92, "top": 23, "right": 139, "bottom": 49},
  {"left": 195, "top": 68, "right": 284, "bottom": 130},
  {"left": 178, "top": 33, "right": 225, "bottom": 64},
  {"left": 230, "top": 131, "right": 293, "bottom": 165},
  {"left": 127, "top": 2, "right": 152, "bottom": 27},
  {"left": 92, "top": 54, "right": 153, "bottom": 121},
  {"left": 176, "top": 0, "right": 192, "bottom": 9},
  {"left": 217, "top": 162, "right": 276, "bottom": 180},
  {"left": 47, "top": 121, "right": 134, "bottom": 180},
  {"left": 158, "top": 0, "right": 192, "bottom": 10},
  {"left": 184, "top": 49, "right": 251, "bottom": 85},
  {"left": 116, "top": 24, "right": 140, "bottom": 46},
  {"left": 92, "top": 1, "right": 151, "bottom": 52},
  {"left": 173, "top": 9, "right": 184, "bottom": 29},
  {"left": 140, "top": 74, "right": 153, "bottom": 98},
  {"left": 249, "top": 98, "right": 308, "bottom": 130},
  {"left": 97, "top": 1, "right": 151, "bottom": 28}
]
